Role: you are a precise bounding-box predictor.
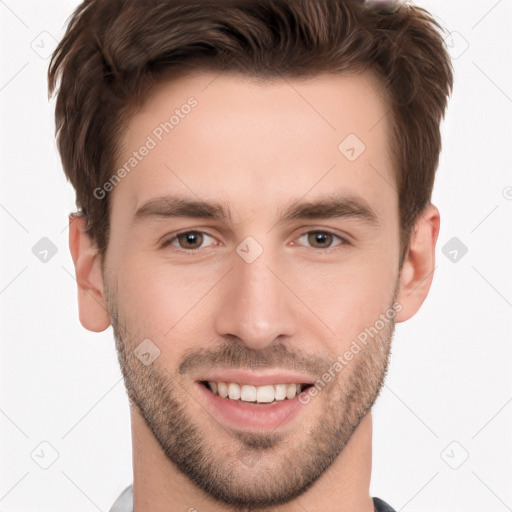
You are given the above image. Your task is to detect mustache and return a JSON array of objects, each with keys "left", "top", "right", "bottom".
[{"left": 178, "top": 335, "right": 332, "bottom": 377}]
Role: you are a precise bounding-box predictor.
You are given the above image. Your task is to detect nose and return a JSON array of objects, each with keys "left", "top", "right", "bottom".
[{"left": 214, "top": 246, "right": 297, "bottom": 351}]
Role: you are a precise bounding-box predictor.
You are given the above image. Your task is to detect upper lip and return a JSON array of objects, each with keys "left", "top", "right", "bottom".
[{"left": 197, "top": 369, "right": 316, "bottom": 386}]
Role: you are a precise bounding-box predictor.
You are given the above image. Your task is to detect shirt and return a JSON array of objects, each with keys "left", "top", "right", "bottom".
[{"left": 110, "top": 484, "right": 397, "bottom": 512}]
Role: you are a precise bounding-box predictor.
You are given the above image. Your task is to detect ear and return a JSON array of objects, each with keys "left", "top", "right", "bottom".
[
  {"left": 395, "top": 203, "right": 440, "bottom": 323},
  {"left": 68, "top": 213, "right": 111, "bottom": 332}
]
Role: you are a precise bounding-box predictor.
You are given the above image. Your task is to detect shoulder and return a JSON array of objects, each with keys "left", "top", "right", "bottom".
[
  {"left": 109, "top": 484, "right": 133, "bottom": 512},
  {"left": 372, "top": 496, "right": 397, "bottom": 512}
]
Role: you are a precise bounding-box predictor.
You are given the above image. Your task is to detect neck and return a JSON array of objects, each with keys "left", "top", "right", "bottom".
[{"left": 131, "top": 408, "right": 375, "bottom": 512}]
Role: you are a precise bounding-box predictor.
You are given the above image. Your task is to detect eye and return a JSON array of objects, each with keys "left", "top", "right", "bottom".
[
  {"left": 161, "top": 230, "right": 217, "bottom": 251},
  {"left": 295, "top": 230, "right": 347, "bottom": 251},
  {"left": 160, "top": 229, "right": 348, "bottom": 253}
]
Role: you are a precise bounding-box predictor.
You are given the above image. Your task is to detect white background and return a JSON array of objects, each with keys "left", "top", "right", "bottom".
[{"left": 1, "top": 1, "right": 511, "bottom": 510}]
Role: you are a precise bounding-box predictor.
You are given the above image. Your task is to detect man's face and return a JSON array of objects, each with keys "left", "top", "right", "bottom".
[{"left": 104, "top": 71, "right": 401, "bottom": 507}]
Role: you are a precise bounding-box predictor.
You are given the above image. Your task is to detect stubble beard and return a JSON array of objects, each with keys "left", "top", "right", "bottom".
[{"left": 106, "top": 281, "right": 395, "bottom": 510}]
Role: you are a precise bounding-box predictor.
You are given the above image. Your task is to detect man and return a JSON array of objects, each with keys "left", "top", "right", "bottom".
[{"left": 48, "top": 0, "right": 453, "bottom": 510}]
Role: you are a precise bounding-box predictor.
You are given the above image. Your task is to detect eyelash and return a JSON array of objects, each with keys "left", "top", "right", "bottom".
[{"left": 160, "top": 229, "right": 349, "bottom": 254}]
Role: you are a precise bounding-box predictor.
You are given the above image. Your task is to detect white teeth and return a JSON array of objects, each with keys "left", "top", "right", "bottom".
[
  {"left": 205, "top": 381, "right": 305, "bottom": 403},
  {"left": 274, "top": 384, "right": 287, "bottom": 400},
  {"left": 217, "top": 382, "right": 228, "bottom": 398},
  {"left": 228, "top": 382, "right": 241, "bottom": 400},
  {"left": 286, "top": 383, "right": 297, "bottom": 399},
  {"left": 256, "top": 385, "right": 275, "bottom": 403},
  {"left": 240, "top": 384, "right": 257, "bottom": 402}
]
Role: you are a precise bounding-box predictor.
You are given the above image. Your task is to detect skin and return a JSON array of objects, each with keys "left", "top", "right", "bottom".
[{"left": 68, "top": 70, "right": 439, "bottom": 512}]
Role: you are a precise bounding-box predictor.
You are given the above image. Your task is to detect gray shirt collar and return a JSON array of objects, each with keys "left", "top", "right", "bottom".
[{"left": 109, "top": 484, "right": 397, "bottom": 512}]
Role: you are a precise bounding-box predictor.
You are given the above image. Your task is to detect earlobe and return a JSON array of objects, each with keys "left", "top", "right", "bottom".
[
  {"left": 68, "top": 213, "right": 111, "bottom": 332},
  {"left": 395, "top": 203, "right": 440, "bottom": 323}
]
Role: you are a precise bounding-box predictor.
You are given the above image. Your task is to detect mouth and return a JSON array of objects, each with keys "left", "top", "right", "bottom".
[
  {"left": 199, "top": 380, "right": 314, "bottom": 405},
  {"left": 193, "top": 369, "right": 318, "bottom": 430},
  {"left": 196, "top": 379, "right": 314, "bottom": 430}
]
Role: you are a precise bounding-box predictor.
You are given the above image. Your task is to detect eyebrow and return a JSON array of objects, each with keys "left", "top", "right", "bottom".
[{"left": 133, "top": 194, "right": 380, "bottom": 227}]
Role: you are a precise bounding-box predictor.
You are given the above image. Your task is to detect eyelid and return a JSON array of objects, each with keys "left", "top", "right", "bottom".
[
  {"left": 160, "top": 229, "right": 217, "bottom": 251},
  {"left": 160, "top": 227, "right": 351, "bottom": 252},
  {"left": 292, "top": 228, "right": 349, "bottom": 250}
]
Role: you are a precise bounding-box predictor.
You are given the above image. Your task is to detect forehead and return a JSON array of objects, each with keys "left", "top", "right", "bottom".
[{"left": 112, "top": 70, "right": 396, "bottom": 225}]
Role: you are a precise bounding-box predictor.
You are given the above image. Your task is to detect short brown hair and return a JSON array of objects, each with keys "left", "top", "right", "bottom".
[{"left": 48, "top": 0, "right": 453, "bottom": 265}]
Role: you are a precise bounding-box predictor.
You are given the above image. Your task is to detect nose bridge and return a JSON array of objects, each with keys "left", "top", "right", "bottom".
[{"left": 214, "top": 243, "right": 296, "bottom": 349}]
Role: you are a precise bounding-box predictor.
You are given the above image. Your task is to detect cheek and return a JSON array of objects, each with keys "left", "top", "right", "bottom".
[
  {"left": 113, "top": 252, "right": 224, "bottom": 339},
  {"left": 109, "top": 220, "right": 399, "bottom": 348},
  {"left": 290, "top": 243, "right": 398, "bottom": 339}
]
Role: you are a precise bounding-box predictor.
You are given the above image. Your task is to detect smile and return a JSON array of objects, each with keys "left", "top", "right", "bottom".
[{"left": 201, "top": 381, "right": 312, "bottom": 404}]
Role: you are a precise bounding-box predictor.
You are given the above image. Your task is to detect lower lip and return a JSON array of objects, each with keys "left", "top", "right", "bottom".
[{"left": 196, "top": 382, "right": 309, "bottom": 431}]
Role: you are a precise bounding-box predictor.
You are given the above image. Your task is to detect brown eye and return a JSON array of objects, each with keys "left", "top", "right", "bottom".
[
  {"left": 296, "top": 230, "right": 345, "bottom": 250},
  {"left": 162, "top": 231, "right": 216, "bottom": 251},
  {"left": 307, "top": 231, "right": 333, "bottom": 249},
  {"left": 176, "top": 231, "right": 204, "bottom": 249}
]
